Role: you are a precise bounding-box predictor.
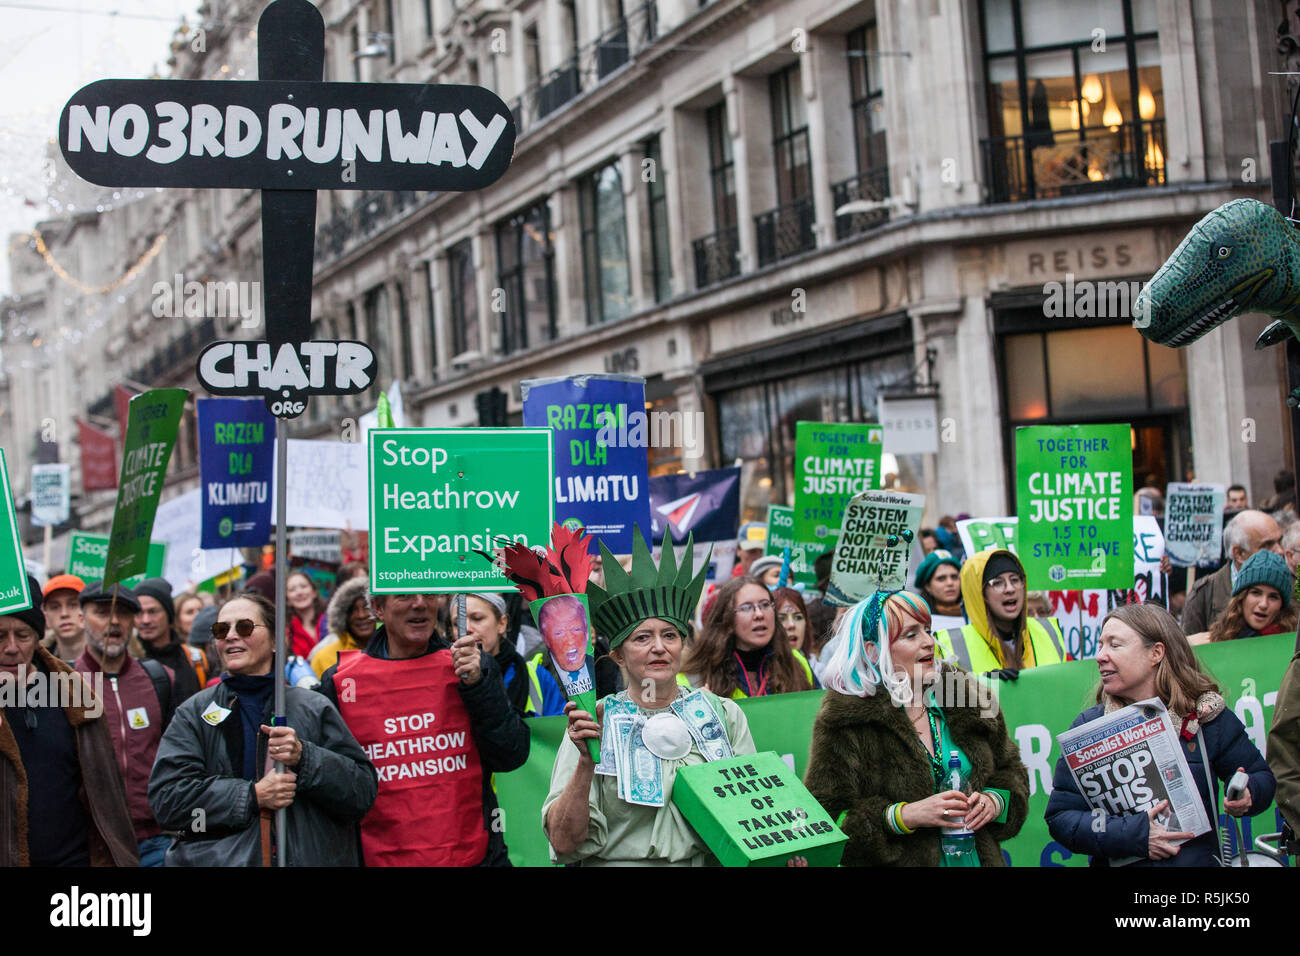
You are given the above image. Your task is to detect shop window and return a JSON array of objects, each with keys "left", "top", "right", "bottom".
[
  {"left": 713, "top": 351, "right": 923, "bottom": 524},
  {"left": 363, "top": 286, "right": 391, "bottom": 385},
  {"left": 579, "top": 160, "right": 633, "bottom": 324}
]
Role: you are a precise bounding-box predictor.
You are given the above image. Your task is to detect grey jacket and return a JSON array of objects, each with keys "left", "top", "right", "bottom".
[
  {"left": 148, "top": 682, "right": 378, "bottom": 866},
  {"left": 1180, "top": 562, "right": 1233, "bottom": 635}
]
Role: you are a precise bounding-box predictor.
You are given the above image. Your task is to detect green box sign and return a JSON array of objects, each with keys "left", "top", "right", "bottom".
[
  {"left": 368, "top": 427, "right": 554, "bottom": 593},
  {"left": 68, "top": 532, "right": 166, "bottom": 589},
  {"left": 764, "top": 505, "right": 816, "bottom": 587},
  {"left": 1015, "top": 424, "right": 1133, "bottom": 590},
  {"left": 103, "top": 388, "right": 187, "bottom": 587},
  {"left": 792, "top": 421, "right": 883, "bottom": 547},
  {"left": 0, "top": 450, "right": 33, "bottom": 616},
  {"left": 672, "top": 751, "right": 847, "bottom": 867}
]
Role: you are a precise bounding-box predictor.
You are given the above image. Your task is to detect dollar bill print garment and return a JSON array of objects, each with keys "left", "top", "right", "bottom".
[{"left": 542, "top": 687, "right": 756, "bottom": 866}]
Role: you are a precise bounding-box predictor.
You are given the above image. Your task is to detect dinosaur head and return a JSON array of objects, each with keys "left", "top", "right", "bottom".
[{"left": 1134, "top": 198, "right": 1293, "bottom": 347}]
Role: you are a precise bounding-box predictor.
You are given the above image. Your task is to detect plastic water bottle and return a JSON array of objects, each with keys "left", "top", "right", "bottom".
[{"left": 940, "top": 750, "right": 978, "bottom": 862}]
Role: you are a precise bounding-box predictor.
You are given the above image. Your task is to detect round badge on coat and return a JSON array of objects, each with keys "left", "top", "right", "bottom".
[{"left": 642, "top": 712, "right": 692, "bottom": 760}]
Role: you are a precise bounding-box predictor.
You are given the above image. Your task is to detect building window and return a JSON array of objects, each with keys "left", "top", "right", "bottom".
[
  {"left": 350, "top": 23, "right": 362, "bottom": 82},
  {"left": 423, "top": 0, "right": 433, "bottom": 37},
  {"left": 396, "top": 281, "right": 412, "bottom": 380},
  {"left": 645, "top": 136, "right": 672, "bottom": 303},
  {"left": 495, "top": 200, "right": 556, "bottom": 355},
  {"left": 364, "top": 285, "right": 391, "bottom": 384},
  {"left": 980, "top": 0, "right": 1164, "bottom": 202},
  {"left": 834, "top": 23, "right": 891, "bottom": 240},
  {"left": 580, "top": 161, "right": 633, "bottom": 324},
  {"left": 757, "top": 64, "right": 815, "bottom": 265},
  {"left": 692, "top": 102, "right": 740, "bottom": 289},
  {"left": 383, "top": 0, "right": 397, "bottom": 66},
  {"left": 447, "top": 239, "right": 480, "bottom": 357}
]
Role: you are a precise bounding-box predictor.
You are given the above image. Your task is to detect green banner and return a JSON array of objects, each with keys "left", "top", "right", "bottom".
[
  {"left": 792, "top": 421, "right": 883, "bottom": 548},
  {"left": 0, "top": 450, "right": 32, "bottom": 616},
  {"left": 764, "top": 505, "right": 816, "bottom": 587},
  {"left": 368, "top": 427, "right": 553, "bottom": 593},
  {"left": 103, "top": 388, "right": 187, "bottom": 587},
  {"left": 494, "top": 633, "right": 1295, "bottom": 866},
  {"left": 67, "top": 532, "right": 166, "bottom": 589},
  {"left": 1015, "top": 424, "right": 1133, "bottom": 590}
]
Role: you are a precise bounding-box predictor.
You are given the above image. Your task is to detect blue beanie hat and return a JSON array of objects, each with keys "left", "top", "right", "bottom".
[{"left": 1232, "top": 550, "right": 1293, "bottom": 608}]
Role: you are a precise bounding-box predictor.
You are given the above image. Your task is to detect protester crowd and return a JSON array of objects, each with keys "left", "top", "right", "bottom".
[{"left": 2, "top": 474, "right": 1298, "bottom": 868}]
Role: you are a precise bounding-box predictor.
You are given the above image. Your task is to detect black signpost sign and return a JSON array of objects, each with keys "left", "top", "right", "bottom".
[{"left": 59, "top": 0, "right": 516, "bottom": 864}]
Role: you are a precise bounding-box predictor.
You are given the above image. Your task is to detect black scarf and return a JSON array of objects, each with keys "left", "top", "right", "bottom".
[{"left": 494, "top": 641, "right": 529, "bottom": 715}]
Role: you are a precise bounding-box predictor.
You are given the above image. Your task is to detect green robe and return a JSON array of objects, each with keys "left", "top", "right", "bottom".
[{"left": 542, "top": 688, "right": 756, "bottom": 866}]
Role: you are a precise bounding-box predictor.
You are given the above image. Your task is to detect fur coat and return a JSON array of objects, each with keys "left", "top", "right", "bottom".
[{"left": 804, "top": 666, "right": 1029, "bottom": 866}]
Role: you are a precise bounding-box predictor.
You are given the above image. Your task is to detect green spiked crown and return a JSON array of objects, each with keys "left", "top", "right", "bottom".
[{"left": 586, "top": 525, "right": 711, "bottom": 648}]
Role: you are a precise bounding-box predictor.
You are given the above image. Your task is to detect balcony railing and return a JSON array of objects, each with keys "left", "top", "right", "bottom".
[
  {"left": 755, "top": 197, "right": 815, "bottom": 267},
  {"left": 981, "top": 118, "right": 1167, "bottom": 203},
  {"left": 315, "top": 189, "right": 422, "bottom": 266},
  {"left": 831, "top": 167, "right": 891, "bottom": 241},
  {"left": 692, "top": 226, "right": 740, "bottom": 289},
  {"left": 509, "top": 1, "right": 659, "bottom": 138}
]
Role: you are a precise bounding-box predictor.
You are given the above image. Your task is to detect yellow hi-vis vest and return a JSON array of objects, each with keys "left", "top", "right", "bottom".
[
  {"left": 730, "top": 649, "right": 817, "bottom": 699},
  {"left": 936, "top": 618, "right": 1067, "bottom": 673},
  {"left": 523, "top": 654, "right": 549, "bottom": 717}
]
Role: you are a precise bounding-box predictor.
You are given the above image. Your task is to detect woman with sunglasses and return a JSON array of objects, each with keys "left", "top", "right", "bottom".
[
  {"left": 683, "top": 577, "right": 818, "bottom": 697},
  {"left": 148, "top": 593, "right": 378, "bottom": 866}
]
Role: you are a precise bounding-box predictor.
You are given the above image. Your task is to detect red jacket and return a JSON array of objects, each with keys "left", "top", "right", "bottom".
[
  {"left": 73, "top": 652, "right": 173, "bottom": 842},
  {"left": 288, "top": 616, "right": 319, "bottom": 658}
]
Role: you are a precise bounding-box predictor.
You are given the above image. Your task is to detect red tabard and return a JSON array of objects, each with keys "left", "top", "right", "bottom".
[{"left": 334, "top": 649, "right": 489, "bottom": 866}]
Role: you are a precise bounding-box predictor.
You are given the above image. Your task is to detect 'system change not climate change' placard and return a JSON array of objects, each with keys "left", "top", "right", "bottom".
[
  {"left": 828, "top": 490, "right": 925, "bottom": 602},
  {"left": 792, "top": 421, "right": 884, "bottom": 547},
  {"left": 369, "top": 428, "right": 553, "bottom": 593},
  {"left": 1015, "top": 424, "right": 1133, "bottom": 590}
]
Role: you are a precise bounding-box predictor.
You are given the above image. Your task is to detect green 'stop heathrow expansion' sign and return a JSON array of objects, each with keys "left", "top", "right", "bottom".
[
  {"left": 368, "top": 427, "right": 553, "bottom": 594},
  {"left": 68, "top": 532, "right": 167, "bottom": 590},
  {"left": 0, "top": 450, "right": 33, "bottom": 616},
  {"left": 1015, "top": 424, "right": 1133, "bottom": 591}
]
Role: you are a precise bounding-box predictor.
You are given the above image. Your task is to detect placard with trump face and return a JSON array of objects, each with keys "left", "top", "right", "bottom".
[{"left": 530, "top": 592, "right": 594, "bottom": 698}]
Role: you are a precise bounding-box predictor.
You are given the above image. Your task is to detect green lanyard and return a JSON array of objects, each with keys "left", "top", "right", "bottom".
[{"left": 921, "top": 707, "right": 946, "bottom": 791}]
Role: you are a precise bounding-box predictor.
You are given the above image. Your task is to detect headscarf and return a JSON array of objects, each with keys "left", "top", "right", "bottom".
[{"left": 819, "top": 589, "right": 932, "bottom": 703}]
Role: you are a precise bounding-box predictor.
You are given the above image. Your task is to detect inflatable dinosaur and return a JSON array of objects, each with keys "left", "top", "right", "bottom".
[{"left": 1135, "top": 199, "right": 1300, "bottom": 384}]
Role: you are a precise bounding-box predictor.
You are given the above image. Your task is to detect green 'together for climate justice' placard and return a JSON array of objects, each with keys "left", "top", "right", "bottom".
[
  {"left": 68, "top": 532, "right": 167, "bottom": 590},
  {"left": 368, "top": 427, "right": 554, "bottom": 593},
  {"left": 672, "top": 751, "right": 847, "bottom": 867},
  {"left": 103, "top": 388, "right": 188, "bottom": 587},
  {"left": 1015, "top": 424, "right": 1133, "bottom": 591},
  {"left": 792, "top": 421, "right": 884, "bottom": 548},
  {"left": 0, "top": 450, "right": 33, "bottom": 615}
]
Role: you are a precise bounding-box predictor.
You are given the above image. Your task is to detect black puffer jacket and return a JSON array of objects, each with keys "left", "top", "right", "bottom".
[
  {"left": 318, "top": 627, "right": 530, "bottom": 866},
  {"left": 148, "top": 682, "right": 377, "bottom": 866}
]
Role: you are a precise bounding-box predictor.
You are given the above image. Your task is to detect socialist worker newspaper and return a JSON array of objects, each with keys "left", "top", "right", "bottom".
[{"left": 1057, "top": 698, "right": 1211, "bottom": 864}]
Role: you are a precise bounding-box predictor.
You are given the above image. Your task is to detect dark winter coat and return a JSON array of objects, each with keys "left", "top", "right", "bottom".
[
  {"left": 148, "top": 681, "right": 377, "bottom": 866},
  {"left": 318, "top": 626, "right": 531, "bottom": 867},
  {"left": 1045, "top": 701, "right": 1275, "bottom": 866},
  {"left": 804, "top": 666, "right": 1029, "bottom": 866},
  {"left": 0, "top": 645, "right": 139, "bottom": 866}
]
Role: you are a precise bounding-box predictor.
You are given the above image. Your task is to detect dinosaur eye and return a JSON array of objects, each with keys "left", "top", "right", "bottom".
[{"left": 1216, "top": 245, "right": 1231, "bottom": 259}]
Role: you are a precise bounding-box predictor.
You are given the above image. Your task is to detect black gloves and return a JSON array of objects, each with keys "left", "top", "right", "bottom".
[{"left": 983, "top": 668, "right": 1020, "bottom": 681}]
